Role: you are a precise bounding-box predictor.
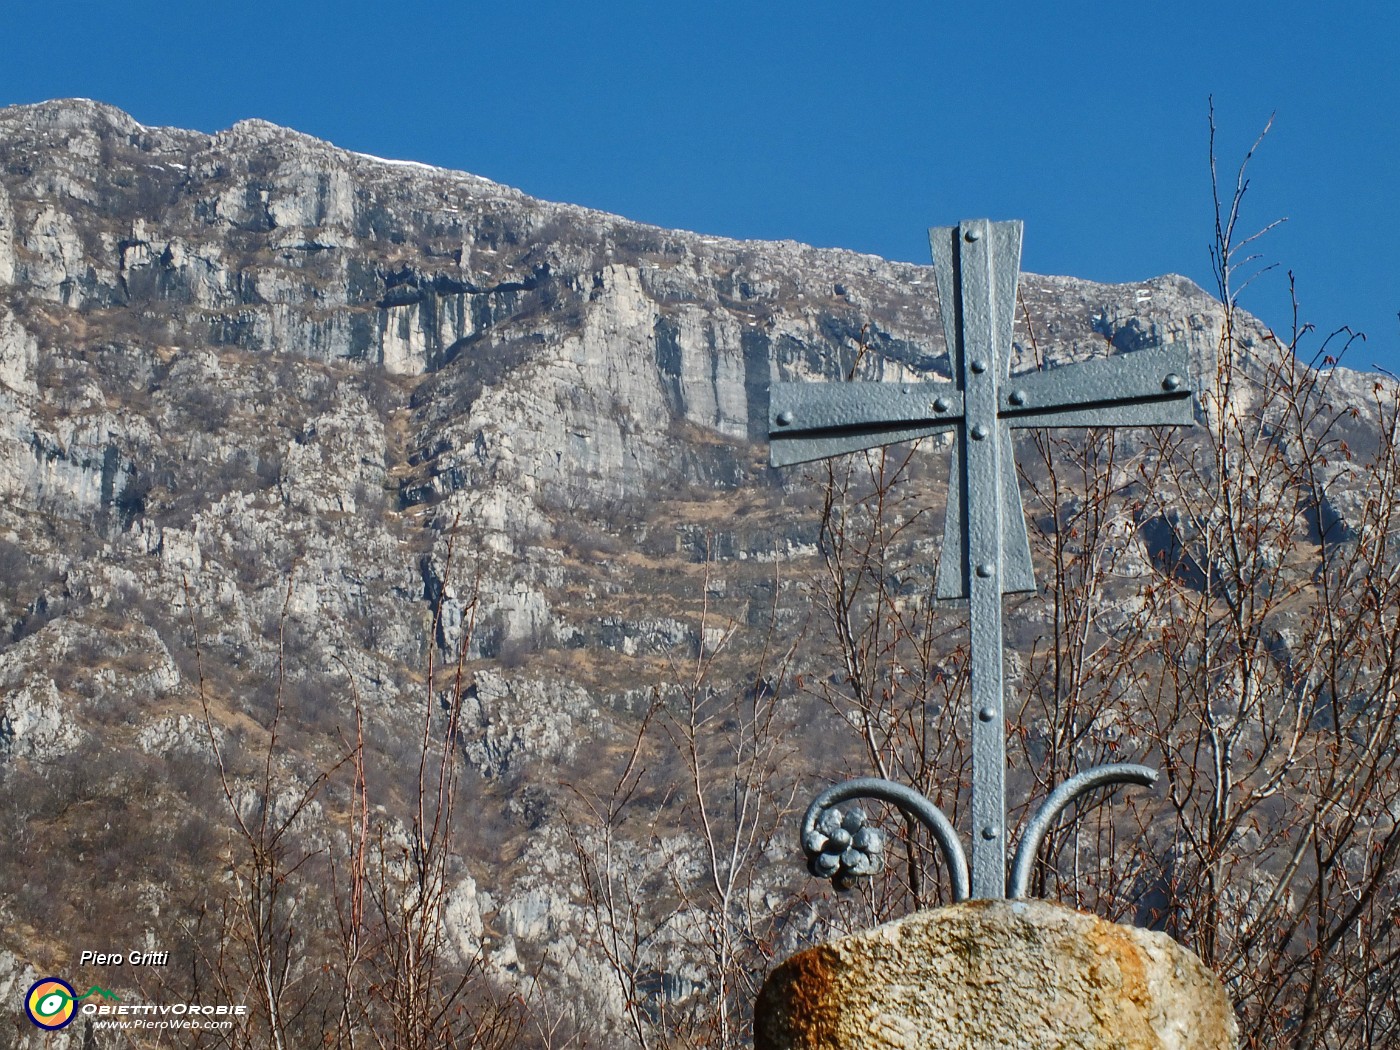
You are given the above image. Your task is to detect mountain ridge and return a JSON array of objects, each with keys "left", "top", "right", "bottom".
[{"left": 1, "top": 98, "right": 1392, "bottom": 1049}]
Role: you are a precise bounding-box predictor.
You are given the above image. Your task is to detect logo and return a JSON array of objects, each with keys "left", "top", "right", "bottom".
[{"left": 24, "top": 979, "right": 120, "bottom": 1030}]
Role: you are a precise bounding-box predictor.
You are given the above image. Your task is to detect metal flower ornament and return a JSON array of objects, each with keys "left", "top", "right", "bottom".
[
  {"left": 770, "top": 220, "right": 1191, "bottom": 901},
  {"left": 803, "top": 801, "right": 886, "bottom": 891}
]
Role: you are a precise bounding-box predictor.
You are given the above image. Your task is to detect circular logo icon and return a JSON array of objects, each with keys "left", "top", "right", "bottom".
[{"left": 26, "top": 978, "right": 77, "bottom": 1030}]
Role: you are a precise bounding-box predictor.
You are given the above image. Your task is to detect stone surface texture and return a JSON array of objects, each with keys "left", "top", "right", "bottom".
[{"left": 756, "top": 900, "right": 1238, "bottom": 1050}]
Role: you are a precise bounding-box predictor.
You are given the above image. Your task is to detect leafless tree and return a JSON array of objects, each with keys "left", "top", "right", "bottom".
[
  {"left": 806, "top": 443, "right": 971, "bottom": 918},
  {"left": 1120, "top": 107, "right": 1400, "bottom": 1049},
  {"left": 796, "top": 107, "right": 1400, "bottom": 1050},
  {"left": 186, "top": 522, "right": 525, "bottom": 1050},
  {"left": 567, "top": 552, "right": 802, "bottom": 1050},
  {"left": 566, "top": 698, "right": 672, "bottom": 1050},
  {"left": 184, "top": 572, "right": 347, "bottom": 1049}
]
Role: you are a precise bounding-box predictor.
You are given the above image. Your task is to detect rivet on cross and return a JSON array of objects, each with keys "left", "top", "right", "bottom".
[{"left": 773, "top": 219, "right": 1194, "bottom": 900}]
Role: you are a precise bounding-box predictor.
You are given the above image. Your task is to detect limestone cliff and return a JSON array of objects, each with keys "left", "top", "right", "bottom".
[{"left": 0, "top": 100, "right": 1387, "bottom": 1048}]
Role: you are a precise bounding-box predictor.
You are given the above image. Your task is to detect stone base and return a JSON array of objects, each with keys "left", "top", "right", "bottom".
[{"left": 755, "top": 899, "right": 1237, "bottom": 1049}]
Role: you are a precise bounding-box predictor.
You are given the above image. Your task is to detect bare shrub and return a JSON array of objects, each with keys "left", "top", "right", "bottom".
[
  {"left": 183, "top": 520, "right": 526, "bottom": 1049},
  {"left": 565, "top": 554, "right": 803, "bottom": 1049},
  {"left": 1112, "top": 111, "right": 1400, "bottom": 1048},
  {"left": 779, "top": 109, "right": 1400, "bottom": 1050}
]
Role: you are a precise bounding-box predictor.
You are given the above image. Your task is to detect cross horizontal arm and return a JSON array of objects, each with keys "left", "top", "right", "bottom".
[
  {"left": 769, "top": 382, "right": 962, "bottom": 467},
  {"left": 999, "top": 344, "right": 1195, "bottom": 428}
]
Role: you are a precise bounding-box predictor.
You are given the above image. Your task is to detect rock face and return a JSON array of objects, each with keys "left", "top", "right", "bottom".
[
  {"left": 1, "top": 98, "right": 1382, "bottom": 1044},
  {"left": 0, "top": 101, "right": 1262, "bottom": 722},
  {"left": 755, "top": 900, "right": 1238, "bottom": 1050}
]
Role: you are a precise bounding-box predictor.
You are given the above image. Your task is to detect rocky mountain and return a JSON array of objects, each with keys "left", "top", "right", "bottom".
[{"left": 1, "top": 99, "right": 1395, "bottom": 1049}]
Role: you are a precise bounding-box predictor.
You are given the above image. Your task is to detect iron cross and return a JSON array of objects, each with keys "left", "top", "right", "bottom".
[{"left": 771, "top": 219, "right": 1194, "bottom": 898}]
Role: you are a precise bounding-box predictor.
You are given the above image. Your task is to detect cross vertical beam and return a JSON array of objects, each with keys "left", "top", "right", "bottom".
[{"left": 942, "top": 219, "right": 1020, "bottom": 896}]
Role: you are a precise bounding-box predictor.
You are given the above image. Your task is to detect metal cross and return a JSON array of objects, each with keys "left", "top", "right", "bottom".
[{"left": 771, "top": 219, "right": 1194, "bottom": 899}]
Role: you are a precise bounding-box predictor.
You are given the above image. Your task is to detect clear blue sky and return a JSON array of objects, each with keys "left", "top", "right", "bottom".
[{"left": 4, "top": 1, "right": 1397, "bottom": 372}]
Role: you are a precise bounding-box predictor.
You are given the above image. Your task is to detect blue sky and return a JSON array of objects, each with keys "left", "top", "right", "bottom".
[{"left": 4, "top": 1, "right": 1397, "bottom": 372}]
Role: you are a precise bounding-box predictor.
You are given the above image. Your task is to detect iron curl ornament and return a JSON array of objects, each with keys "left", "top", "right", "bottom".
[{"left": 798, "top": 765, "right": 1157, "bottom": 902}]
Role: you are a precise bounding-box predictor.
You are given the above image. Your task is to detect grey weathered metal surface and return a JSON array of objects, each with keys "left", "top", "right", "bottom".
[{"left": 771, "top": 219, "right": 1193, "bottom": 900}]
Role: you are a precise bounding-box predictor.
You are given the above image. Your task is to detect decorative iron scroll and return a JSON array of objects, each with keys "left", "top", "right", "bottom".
[
  {"left": 801, "top": 778, "right": 969, "bottom": 902},
  {"left": 799, "top": 765, "right": 1157, "bottom": 902}
]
